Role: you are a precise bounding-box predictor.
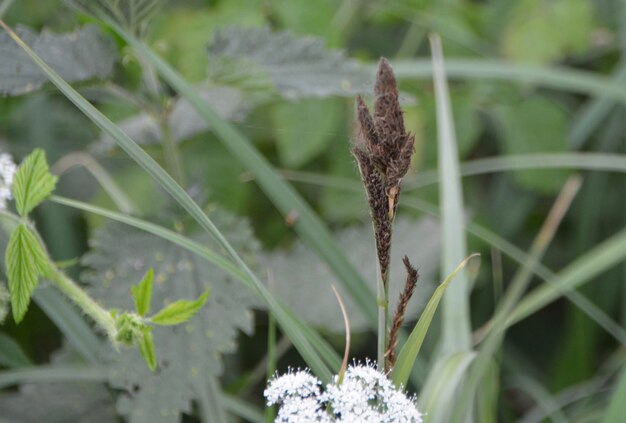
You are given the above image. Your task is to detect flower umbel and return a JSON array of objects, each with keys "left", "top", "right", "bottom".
[
  {"left": 265, "top": 362, "right": 423, "bottom": 423},
  {"left": 0, "top": 153, "right": 17, "bottom": 210}
]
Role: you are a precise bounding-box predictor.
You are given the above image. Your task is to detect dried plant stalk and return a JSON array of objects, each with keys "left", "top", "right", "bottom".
[
  {"left": 385, "top": 256, "right": 419, "bottom": 371},
  {"left": 352, "top": 57, "right": 415, "bottom": 368}
]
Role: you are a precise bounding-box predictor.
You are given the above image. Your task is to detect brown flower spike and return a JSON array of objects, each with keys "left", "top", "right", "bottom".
[
  {"left": 352, "top": 58, "right": 417, "bottom": 370},
  {"left": 352, "top": 57, "right": 415, "bottom": 286}
]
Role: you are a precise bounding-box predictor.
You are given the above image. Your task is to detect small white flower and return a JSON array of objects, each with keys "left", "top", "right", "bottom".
[
  {"left": 0, "top": 153, "right": 17, "bottom": 210},
  {"left": 265, "top": 362, "right": 422, "bottom": 423}
]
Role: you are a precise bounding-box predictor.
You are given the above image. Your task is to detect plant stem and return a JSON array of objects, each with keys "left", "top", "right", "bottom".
[
  {"left": 45, "top": 264, "right": 117, "bottom": 342},
  {"left": 376, "top": 258, "right": 388, "bottom": 369},
  {"left": 159, "top": 118, "right": 185, "bottom": 186}
]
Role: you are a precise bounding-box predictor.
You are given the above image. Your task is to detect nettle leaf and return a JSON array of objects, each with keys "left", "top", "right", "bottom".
[
  {"left": 13, "top": 149, "right": 58, "bottom": 217},
  {"left": 94, "top": 87, "right": 249, "bottom": 152},
  {"left": 151, "top": 290, "right": 209, "bottom": 326},
  {"left": 264, "top": 217, "right": 441, "bottom": 333},
  {"left": 6, "top": 224, "right": 49, "bottom": 323},
  {"left": 132, "top": 268, "right": 154, "bottom": 317},
  {"left": 0, "top": 25, "right": 116, "bottom": 96},
  {"left": 81, "top": 209, "right": 259, "bottom": 423},
  {"left": 138, "top": 327, "right": 157, "bottom": 371},
  {"left": 207, "top": 26, "right": 370, "bottom": 99}
]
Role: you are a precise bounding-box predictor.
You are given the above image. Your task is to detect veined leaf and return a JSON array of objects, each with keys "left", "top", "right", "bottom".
[
  {"left": 12, "top": 149, "right": 58, "bottom": 217},
  {"left": 131, "top": 268, "right": 154, "bottom": 317},
  {"left": 0, "top": 25, "right": 116, "bottom": 96},
  {"left": 391, "top": 254, "right": 479, "bottom": 388},
  {"left": 96, "top": 87, "right": 249, "bottom": 152},
  {"left": 138, "top": 327, "right": 156, "bottom": 372},
  {"left": 82, "top": 209, "right": 259, "bottom": 423},
  {"left": 6, "top": 224, "right": 49, "bottom": 322},
  {"left": 207, "top": 26, "right": 369, "bottom": 99},
  {"left": 151, "top": 290, "right": 209, "bottom": 326}
]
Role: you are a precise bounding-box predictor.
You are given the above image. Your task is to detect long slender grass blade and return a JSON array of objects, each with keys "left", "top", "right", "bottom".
[{"left": 430, "top": 33, "right": 472, "bottom": 353}]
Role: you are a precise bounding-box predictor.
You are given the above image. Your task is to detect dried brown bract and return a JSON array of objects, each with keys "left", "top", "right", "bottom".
[
  {"left": 385, "top": 256, "right": 419, "bottom": 371},
  {"left": 352, "top": 57, "right": 415, "bottom": 284}
]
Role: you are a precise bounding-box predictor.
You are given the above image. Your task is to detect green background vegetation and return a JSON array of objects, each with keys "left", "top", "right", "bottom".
[{"left": 0, "top": 0, "right": 625, "bottom": 422}]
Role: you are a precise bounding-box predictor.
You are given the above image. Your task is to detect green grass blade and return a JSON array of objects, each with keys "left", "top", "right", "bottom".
[
  {"left": 417, "top": 351, "right": 476, "bottom": 423},
  {"left": 507, "top": 227, "right": 626, "bottom": 327},
  {"left": 407, "top": 153, "right": 626, "bottom": 190},
  {"left": 0, "top": 365, "right": 109, "bottom": 388},
  {"left": 32, "top": 287, "right": 104, "bottom": 364},
  {"left": 390, "top": 59, "right": 626, "bottom": 105},
  {"left": 222, "top": 394, "right": 264, "bottom": 423},
  {"left": 104, "top": 19, "right": 377, "bottom": 329},
  {"left": 0, "top": 333, "right": 32, "bottom": 368},
  {"left": 568, "top": 62, "right": 626, "bottom": 149},
  {"left": 430, "top": 34, "right": 472, "bottom": 353},
  {"left": 0, "top": 23, "right": 332, "bottom": 381},
  {"left": 602, "top": 365, "right": 626, "bottom": 423},
  {"left": 392, "top": 254, "right": 479, "bottom": 387}
]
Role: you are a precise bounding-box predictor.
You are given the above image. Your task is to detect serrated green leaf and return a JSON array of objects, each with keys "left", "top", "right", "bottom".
[
  {"left": 131, "top": 268, "right": 153, "bottom": 317},
  {"left": 138, "top": 327, "right": 157, "bottom": 371},
  {"left": 6, "top": 224, "right": 49, "bottom": 322},
  {"left": 151, "top": 290, "right": 209, "bottom": 326},
  {"left": 13, "top": 149, "right": 58, "bottom": 217},
  {"left": 0, "top": 24, "right": 116, "bottom": 96},
  {"left": 82, "top": 213, "right": 259, "bottom": 422},
  {"left": 391, "top": 254, "right": 479, "bottom": 388},
  {"left": 207, "top": 27, "right": 369, "bottom": 99}
]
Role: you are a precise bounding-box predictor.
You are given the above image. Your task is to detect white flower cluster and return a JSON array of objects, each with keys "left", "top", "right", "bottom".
[
  {"left": 0, "top": 153, "right": 16, "bottom": 210},
  {"left": 265, "top": 363, "right": 423, "bottom": 423}
]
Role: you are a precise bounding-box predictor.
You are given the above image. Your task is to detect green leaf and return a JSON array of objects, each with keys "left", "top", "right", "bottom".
[
  {"left": 131, "top": 268, "right": 153, "bottom": 317},
  {"left": 151, "top": 290, "right": 209, "bottom": 326},
  {"left": 603, "top": 365, "right": 626, "bottom": 423},
  {"left": 6, "top": 224, "right": 49, "bottom": 322},
  {"left": 501, "top": 0, "right": 593, "bottom": 64},
  {"left": 0, "top": 25, "right": 116, "bottom": 96},
  {"left": 13, "top": 149, "right": 58, "bottom": 217},
  {"left": 138, "top": 327, "right": 156, "bottom": 371},
  {"left": 207, "top": 26, "right": 369, "bottom": 99},
  {"left": 431, "top": 35, "right": 472, "bottom": 353},
  {"left": 0, "top": 332, "right": 33, "bottom": 367},
  {"left": 494, "top": 96, "right": 570, "bottom": 193},
  {"left": 391, "top": 254, "right": 479, "bottom": 388},
  {"left": 271, "top": 98, "right": 343, "bottom": 167},
  {"left": 82, "top": 211, "right": 260, "bottom": 422},
  {"left": 417, "top": 351, "right": 476, "bottom": 423}
]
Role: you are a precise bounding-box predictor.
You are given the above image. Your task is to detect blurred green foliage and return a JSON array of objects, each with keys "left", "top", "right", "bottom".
[{"left": 0, "top": 0, "right": 625, "bottom": 422}]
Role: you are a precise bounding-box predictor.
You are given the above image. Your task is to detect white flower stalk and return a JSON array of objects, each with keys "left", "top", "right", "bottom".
[
  {"left": 265, "top": 362, "right": 423, "bottom": 423},
  {"left": 0, "top": 153, "right": 17, "bottom": 210}
]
